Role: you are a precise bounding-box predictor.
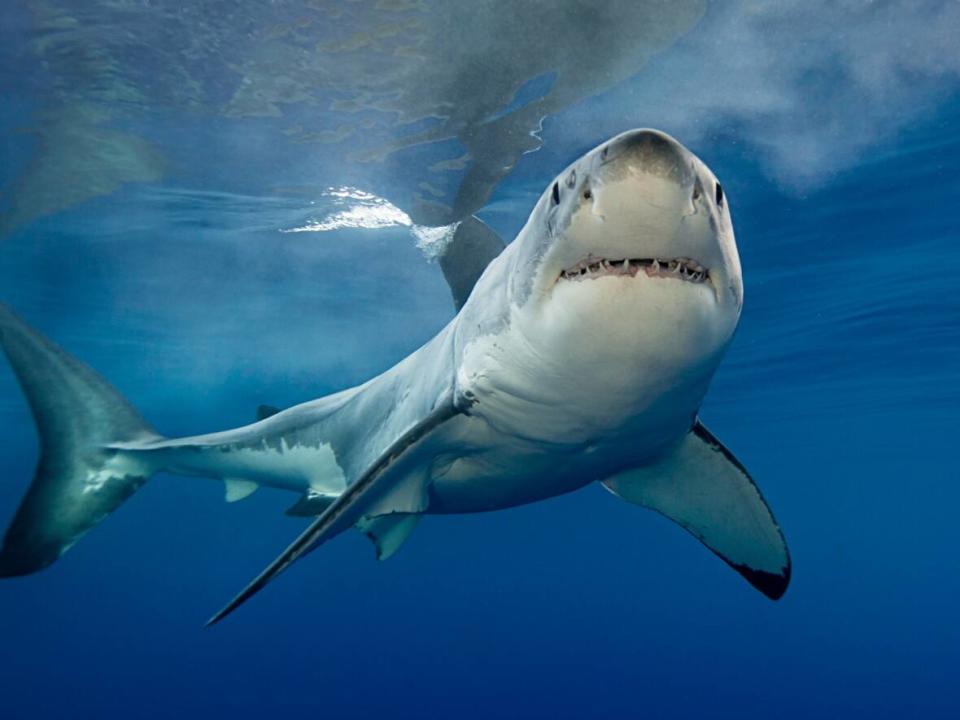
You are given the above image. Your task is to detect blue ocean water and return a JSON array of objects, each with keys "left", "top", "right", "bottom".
[{"left": 1, "top": 2, "right": 959, "bottom": 718}]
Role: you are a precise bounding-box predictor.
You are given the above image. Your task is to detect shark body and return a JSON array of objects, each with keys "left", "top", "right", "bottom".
[{"left": 0, "top": 130, "right": 790, "bottom": 623}]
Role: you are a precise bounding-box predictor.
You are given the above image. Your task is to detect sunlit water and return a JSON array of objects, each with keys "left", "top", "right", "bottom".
[{"left": 1, "top": 2, "right": 959, "bottom": 718}]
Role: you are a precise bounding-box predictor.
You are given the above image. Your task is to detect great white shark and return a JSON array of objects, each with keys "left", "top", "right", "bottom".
[{"left": 0, "top": 129, "right": 790, "bottom": 624}]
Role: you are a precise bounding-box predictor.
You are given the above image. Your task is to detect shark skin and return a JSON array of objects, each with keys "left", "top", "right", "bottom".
[{"left": 0, "top": 129, "right": 789, "bottom": 624}]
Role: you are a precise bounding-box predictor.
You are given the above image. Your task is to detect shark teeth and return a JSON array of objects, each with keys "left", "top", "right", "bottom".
[{"left": 558, "top": 257, "right": 708, "bottom": 283}]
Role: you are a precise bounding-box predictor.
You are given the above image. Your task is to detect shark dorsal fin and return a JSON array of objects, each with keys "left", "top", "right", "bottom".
[
  {"left": 256, "top": 404, "right": 282, "bottom": 421},
  {"left": 438, "top": 216, "right": 505, "bottom": 311}
]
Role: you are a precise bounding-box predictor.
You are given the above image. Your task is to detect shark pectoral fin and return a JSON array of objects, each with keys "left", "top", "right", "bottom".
[
  {"left": 357, "top": 513, "right": 421, "bottom": 561},
  {"left": 256, "top": 405, "right": 282, "bottom": 421},
  {"left": 603, "top": 421, "right": 790, "bottom": 600},
  {"left": 284, "top": 491, "right": 338, "bottom": 517},
  {"left": 206, "top": 397, "right": 461, "bottom": 626},
  {"left": 438, "top": 216, "right": 505, "bottom": 311},
  {"left": 223, "top": 478, "right": 258, "bottom": 503}
]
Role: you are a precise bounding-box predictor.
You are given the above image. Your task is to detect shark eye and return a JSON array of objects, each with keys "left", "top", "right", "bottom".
[
  {"left": 551, "top": 181, "right": 560, "bottom": 206},
  {"left": 715, "top": 182, "right": 724, "bottom": 207}
]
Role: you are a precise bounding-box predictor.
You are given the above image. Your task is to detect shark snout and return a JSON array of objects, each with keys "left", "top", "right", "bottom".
[{"left": 597, "top": 129, "right": 696, "bottom": 188}]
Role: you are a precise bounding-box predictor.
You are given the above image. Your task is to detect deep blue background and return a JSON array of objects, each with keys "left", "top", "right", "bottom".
[{"left": 1, "top": 3, "right": 959, "bottom": 718}]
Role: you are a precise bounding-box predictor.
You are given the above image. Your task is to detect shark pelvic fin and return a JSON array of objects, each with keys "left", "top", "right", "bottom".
[
  {"left": 357, "top": 513, "right": 420, "bottom": 561},
  {"left": 223, "top": 479, "right": 258, "bottom": 503},
  {"left": 603, "top": 420, "right": 790, "bottom": 600}
]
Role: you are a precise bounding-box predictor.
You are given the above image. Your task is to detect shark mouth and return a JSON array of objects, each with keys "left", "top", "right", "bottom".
[{"left": 559, "top": 257, "right": 708, "bottom": 283}]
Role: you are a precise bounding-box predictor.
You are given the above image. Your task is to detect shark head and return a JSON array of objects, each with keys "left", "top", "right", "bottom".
[
  {"left": 516, "top": 128, "right": 741, "bottom": 320},
  {"left": 457, "top": 129, "right": 744, "bottom": 447}
]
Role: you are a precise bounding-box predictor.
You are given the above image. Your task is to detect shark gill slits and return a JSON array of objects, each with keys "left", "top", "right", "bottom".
[
  {"left": 715, "top": 182, "right": 724, "bottom": 207},
  {"left": 551, "top": 181, "right": 560, "bottom": 206}
]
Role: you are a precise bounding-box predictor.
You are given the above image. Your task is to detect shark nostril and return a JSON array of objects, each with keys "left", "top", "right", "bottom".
[{"left": 583, "top": 188, "right": 592, "bottom": 200}]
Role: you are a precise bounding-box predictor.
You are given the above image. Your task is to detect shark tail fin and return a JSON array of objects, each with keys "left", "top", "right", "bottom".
[{"left": 0, "top": 304, "right": 160, "bottom": 577}]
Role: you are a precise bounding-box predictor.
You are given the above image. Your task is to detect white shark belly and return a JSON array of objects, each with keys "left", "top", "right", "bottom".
[
  {"left": 423, "top": 414, "right": 588, "bottom": 513},
  {"left": 150, "top": 439, "right": 347, "bottom": 496},
  {"left": 429, "top": 278, "right": 724, "bottom": 513},
  {"left": 423, "top": 394, "right": 695, "bottom": 514}
]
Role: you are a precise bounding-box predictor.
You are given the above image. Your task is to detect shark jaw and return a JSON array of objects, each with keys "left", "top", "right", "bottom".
[{"left": 558, "top": 256, "right": 709, "bottom": 284}]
